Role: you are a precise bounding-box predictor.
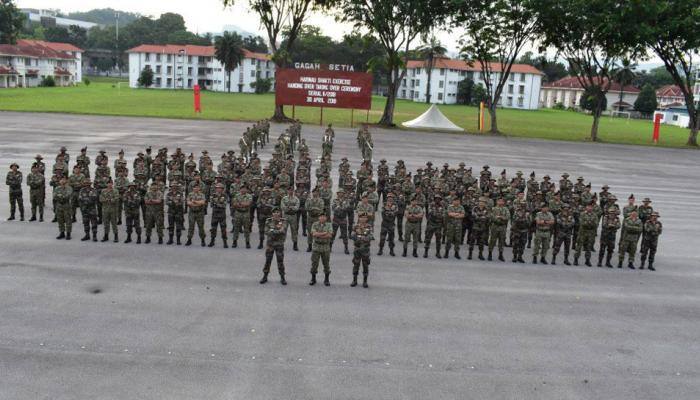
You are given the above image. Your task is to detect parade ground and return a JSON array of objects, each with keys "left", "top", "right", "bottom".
[{"left": 1, "top": 111, "right": 698, "bottom": 399}]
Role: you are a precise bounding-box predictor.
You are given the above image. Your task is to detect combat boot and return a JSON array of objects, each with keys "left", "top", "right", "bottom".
[
  {"left": 564, "top": 254, "right": 571, "bottom": 266},
  {"left": 280, "top": 274, "right": 287, "bottom": 285},
  {"left": 145, "top": 236, "right": 151, "bottom": 244},
  {"left": 306, "top": 244, "right": 312, "bottom": 252},
  {"left": 309, "top": 274, "right": 317, "bottom": 286},
  {"left": 389, "top": 247, "right": 395, "bottom": 257},
  {"left": 293, "top": 241, "right": 298, "bottom": 251},
  {"left": 362, "top": 273, "right": 368, "bottom": 288},
  {"left": 648, "top": 261, "right": 655, "bottom": 271},
  {"left": 158, "top": 237, "right": 163, "bottom": 245},
  {"left": 627, "top": 262, "right": 635, "bottom": 269},
  {"left": 435, "top": 244, "right": 442, "bottom": 259},
  {"left": 454, "top": 251, "right": 461, "bottom": 260},
  {"left": 324, "top": 273, "right": 330, "bottom": 286},
  {"left": 551, "top": 254, "right": 557, "bottom": 265},
  {"left": 639, "top": 259, "right": 645, "bottom": 270},
  {"left": 617, "top": 260, "right": 623, "bottom": 268},
  {"left": 468, "top": 248, "right": 473, "bottom": 260},
  {"left": 351, "top": 274, "right": 358, "bottom": 287},
  {"left": 7, "top": 214, "right": 15, "bottom": 221},
  {"left": 185, "top": 238, "right": 192, "bottom": 246},
  {"left": 573, "top": 257, "right": 579, "bottom": 266},
  {"left": 65, "top": 232, "right": 71, "bottom": 240},
  {"left": 136, "top": 233, "right": 141, "bottom": 244},
  {"left": 167, "top": 234, "right": 174, "bottom": 245},
  {"left": 201, "top": 238, "right": 206, "bottom": 247},
  {"left": 423, "top": 248, "right": 428, "bottom": 258},
  {"left": 584, "top": 256, "right": 592, "bottom": 267},
  {"left": 377, "top": 245, "right": 384, "bottom": 256},
  {"left": 246, "top": 241, "right": 251, "bottom": 249},
  {"left": 400, "top": 247, "right": 406, "bottom": 257},
  {"left": 478, "top": 249, "right": 485, "bottom": 261},
  {"left": 443, "top": 247, "right": 450, "bottom": 259},
  {"left": 113, "top": 232, "right": 118, "bottom": 243},
  {"left": 232, "top": 240, "right": 238, "bottom": 248},
  {"left": 413, "top": 248, "right": 418, "bottom": 258},
  {"left": 29, "top": 215, "right": 36, "bottom": 222},
  {"left": 81, "top": 232, "right": 90, "bottom": 241},
  {"left": 259, "top": 273, "right": 268, "bottom": 284},
  {"left": 223, "top": 239, "right": 229, "bottom": 248},
  {"left": 487, "top": 251, "right": 493, "bottom": 261},
  {"left": 540, "top": 256, "right": 548, "bottom": 265},
  {"left": 258, "top": 239, "right": 264, "bottom": 250},
  {"left": 208, "top": 237, "right": 216, "bottom": 247},
  {"left": 39, "top": 212, "right": 44, "bottom": 222},
  {"left": 518, "top": 256, "right": 525, "bottom": 263},
  {"left": 101, "top": 234, "right": 109, "bottom": 242},
  {"left": 124, "top": 233, "right": 132, "bottom": 243},
  {"left": 51, "top": 216, "right": 57, "bottom": 223},
  {"left": 93, "top": 232, "right": 98, "bottom": 242},
  {"left": 498, "top": 251, "right": 505, "bottom": 262},
  {"left": 176, "top": 235, "right": 181, "bottom": 245},
  {"left": 532, "top": 255, "right": 537, "bottom": 264},
  {"left": 512, "top": 254, "right": 518, "bottom": 263},
  {"left": 344, "top": 243, "right": 349, "bottom": 255}
]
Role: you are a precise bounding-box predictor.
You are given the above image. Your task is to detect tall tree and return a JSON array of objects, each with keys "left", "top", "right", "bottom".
[
  {"left": 243, "top": 35, "right": 269, "bottom": 53},
  {"left": 612, "top": 58, "right": 637, "bottom": 112},
  {"left": 223, "top": 0, "right": 328, "bottom": 121},
  {"left": 454, "top": 0, "right": 537, "bottom": 134},
  {"left": 533, "top": 0, "right": 643, "bottom": 141},
  {"left": 0, "top": 0, "right": 24, "bottom": 44},
  {"left": 214, "top": 31, "right": 246, "bottom": 93},
  {"left": 335, "top": 0, "right": 448, "bottom": 126},
  {"left": 417, "top": 35, "right": 447, "bottom": 103},
  {"left": 635, "top": 0, "right": 700, "bottom": 146},
  {"left": 634, "top": 84, "right": 658, "bottom": 117}
]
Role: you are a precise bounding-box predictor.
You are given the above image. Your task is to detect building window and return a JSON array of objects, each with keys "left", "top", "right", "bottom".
[
  {"left": 402, "top": 79, "right": 406, "bottom": 87},
  {"left": 401, "top": 89, "right": 406, "bottom": 97},
  {"left": 167, "top": 66, "right": 172, "bottom": 74},
  {"left": 507, "top": 97, "right": 513, "bottom": 106},
  {"left": 415, "top": 79, "right": 420, "bottom": 87},
  {"left": 439, "top": 68, "right": 445, "bottom": 76},
  {"left": 145, "top": 53, "right": 150, "bottom": 61},
  {"left": 508, "top": 84, "right": 514, "bottom": 94},
  {"left": 439, "top": 81, "right": 444, "bottom": 88},
  {"left": 167, "top": 54, "right": 172, "bottom": 62},
  {"left": 156, "top": 54, "right": 161, "bottom": 62},
  {"left": 188, "top": 56, "right": 192, "bottom": 63},
  {"left": 250, "top": 70, "right": 255, "bottom": 77},
  {"left": 167, "top": 78, "right": 172, "bottom": 87},
  {"left": 251, "top": 59, "right": 255, "bottom": 65},
  {"left": 518, "top": 97, "right": 524, "bottom": 107},
  {"left": 438, "top": 93, "right": 443, "bottom": 101},
  {"left": 520, "top": 73, "right": 526, "bottom": 82},
  {"left": 417, "top": 68, "right": 421, "bottom": 74},
  {"left": 519, "top": 85, "right": 525, "bottom": 95},
  {"left": 509, "top": 73, "right": 515, "bottom": 81}
]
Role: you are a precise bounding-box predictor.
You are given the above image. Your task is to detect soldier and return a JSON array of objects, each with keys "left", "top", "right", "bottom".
[
  {"left": 280, "top": 186, "right": 300, "bottom": 251},
  {"left": 469, "top": 198, "right": 489, "bottom": 260},
  {"left": 532, "top": 204, "right": 555, "bottom": 264},
  {"left": 355, "top": 193, "right": 375, "bottom": 230},
  {"left": 259, "top": 209, "right": 289, "bottom": 285},
  {"left": 574, "top": 203, "right": 598, "bottom": 266},
  {"left": 619, "top": 194, "right": 638, "bottom": 246},
  {"left": 78, "top": 179, "right": 99, "bottom": 242},
  {"left": 404, "top": 196, "right": 423, "bottom": 258},
  {"left": 638, "top": 198, "right": 654, "bottom": 227},
  {"left": 208, "top": 183, "right": 229, "bottom": 248},
  {"left": 256, "top": 188, "right": 276, "bottom": 249},
  {"left": 310, "top": 214, "right": 334, "bottom": 286},
  {"left": 551, "top": 205, "right": 575, "bottom": 265},
  {"left": 618, "top": 210, "right": 643, "bottom": 269},
  {"left": 57, "top": 146, "right": 70, "bottom": 167},
  {"left": 27, "top": 165, "right": 45, "bottom": 221},
  {"left": 599, "top": 184, "right": 612, "bottom": 211},
  {"left": 511, "top": 206, "right": 530, "bottom": 263},
  {"left": 444, "top": 197, "right": 465, "bottom": 259},
  {"left": 597, "top": 208, "right": 620, "bottom": 268},
  {"left": 231, "top": 186, "right": 253, "bottom": 248},
  {"left": 100, "top": 180, "right": 120, "bottom": 242},
  {"left": 350, "top": 215, "right": 374, "bottom": 288},
  {"left": 76, "top": 147, "right": 90, "bottom": 178},
  {"left": 6, "top": 163, "right": 25, "bottom": 221},
  {"left": 424, "top": 194, "right": 445, "bottom": 258},
  {"left": 331, "top": 188, "right": 351, "bottom": 254},
  {"left": 32, "top": 154, "right": 46, "bottom": 175},
  {"left": 488, "top": 197, "right": 510, "bottom": 262},
  {"left": 306, "top": 188, "right": 325, "bottom": 252},
  {"left": 123, "top": 182, "right": 143, "bottom": 244},
  {"left": 377, "top": 193, "right": 398, "bottom": 256},
  {"left": 640, "top": 212, "right": 662, "bottom": 271},
  {"left": 53, "top": 177, "right": 73, "bottom": 239},
  {"left": 144, "top": 183, "right": 165, "bottom": 244},
  {"left": 166, "top": 184, "right": 185, "bottom": 245}
]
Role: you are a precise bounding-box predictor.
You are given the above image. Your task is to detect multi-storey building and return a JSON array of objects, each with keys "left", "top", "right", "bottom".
[
  {"left": 397, "top": 57, "right": 543, "bottom": 110},
  {"left": 127, "top": 44, "right": 274, "bottom": 92},
  {"left": 539, "top": 77, "right": 640, "bottom": 112},
  {"left": 0, "top": 39, "right": 82, "bottom": 88}
]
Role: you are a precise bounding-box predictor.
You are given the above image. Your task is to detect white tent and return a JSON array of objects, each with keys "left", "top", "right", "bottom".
[{"left": 402, "top": 104, "right": 463, "bottom": 132}]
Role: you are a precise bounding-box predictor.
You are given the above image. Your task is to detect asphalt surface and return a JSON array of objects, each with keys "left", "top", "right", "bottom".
[{"left": 0, "top": 111, "right": 699, "bottom": 399}]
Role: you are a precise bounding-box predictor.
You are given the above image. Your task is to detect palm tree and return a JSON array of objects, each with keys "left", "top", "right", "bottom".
[
  {"left": 612, "top": 58, "right": 638, "bottom": 112},
  {"left": 417, "top": 35, "right": 447, "bottom": 104},
  {"left": 214, "top": 31, "right": 245, "bottom": 93}
]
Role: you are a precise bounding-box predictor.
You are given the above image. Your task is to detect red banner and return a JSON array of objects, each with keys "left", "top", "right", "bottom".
[{"left": 275, "top": 68, "right": 372, "bottom": 110}]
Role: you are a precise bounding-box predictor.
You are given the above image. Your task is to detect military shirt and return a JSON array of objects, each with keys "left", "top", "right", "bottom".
[
  {"left": 99, "top": 187, "right": 121, "bottom": 206},
  {"left": 306, "top": 196, "right": 325, "bottom": 217},
  {"left": 187, "top": 191, "right": 206, "bottom": 212},
  {"left": 405, "top": 204, "right": 424, "bottom": 223},
  {"left": 622, "top": 217, "right": 643, "bottom": 240},
  {"left": 6, "top": 170, "right": 22, "bottom": 192},
  {"left": 490, "top": 205, "right": 510, "bottom": 226},
  {"left": 535, "top": 211, "right": 555, "bottom": 232},
  {"left": 53, "top": 185, "right": 73, "bottom": 203},
  {"left": 311, "top": 221, "right": 334, "bottom": 252},
  {"left": 280, "top": 194, "right": 300, "bottom": 215},
  {"left": 446, "top": 204, "right": 465, "bottom": 226}
]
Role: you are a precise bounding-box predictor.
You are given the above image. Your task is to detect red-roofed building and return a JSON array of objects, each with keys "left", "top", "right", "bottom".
[
  {"left": 656, "top": 85, "right": 685, "bottom": 107},
  {"left": 0, "top": 39, "right": 83, "bottom": 88},
  {"left": 539, "top": 76, "right": 641, "bottom": 111},
  {"left": 127, "top": 44, "right": 273, "bottom": 92},
  {"left": 398, "top": 57, "right": 544, "bottom": 109}
]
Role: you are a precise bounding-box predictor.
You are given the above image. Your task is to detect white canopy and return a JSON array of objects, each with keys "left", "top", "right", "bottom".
[{"left": 402, "top": 104, "right": 463, "bottom": 132}]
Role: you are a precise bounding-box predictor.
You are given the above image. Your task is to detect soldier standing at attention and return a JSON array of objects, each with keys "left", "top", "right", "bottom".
[
  {"left": 551, "top": 204, "right": 575, "bottom": 265},
  {"left": 310, "top": 213, "right": 334, "bottom": 286},
  {"left": 78, "top": 179, "right": 99, "bottom": 242},
  {"left": 123, "top": 182, "right": 142, "bottom": 244},
  {"left": 377, "top": 193, "right": 398, "bottom": 256},
  {"left": 619, "top": 194, "right": 638, "bottom": 246},
  {"left": 532, "top": 204, "right": 554, "bottom": 264},
  {"left": 166, "top": 183, "right": 185, "bottom": 245},
  {"left": 403, "top": 196, "right": 424, "bottom": 258},
  {"left": 331, "top": 189, "right": 351, "bottom": 254},
  {"left": 350, "top": 215, "right": 374, "bottom": 288},
  {"left": 618, "top": 210, "right": 643, "bottom": 269},
  {"left": 306, "top": 188, "right": 325, "bottom": 252},
  {"left": 53, "top": 177, "right": 73, "bottom": 239},
  {"left": 444, "top": 197, "right": 465, "bottom": 259},
  {"left": 6, "top": 163, "right": 24, "bottom": 221},
  {"left": 511, "top": 206, "right": 530, "bottom": 263},
  {"left": 469, "top": 198, "right": 489, "bottom": 260},
  {"left": 208, "top": 183, "right": 229, "bottom": 248},
  {"left": 27, "top": 165, "right": 45, "bottom": 221},
  {"left": 231, "top": 186, "right": 253, "bottom": 248},
  {"left": 574, "top": 203, "right": 598, "bottom": 266},
  {"left": 424, "top": 194, "right": 445, "bottom": 258},
  {"left": 488, "top": 198, "right": 510, "bottom": 262},
  {"left": 256, "top": 188, "right": 276, "bottom": 249},
  {"left": 185, "top": 184, "right": 207, "bottom": 247},
  {"left": 76, "top": 147, "right": 90, "bottom": 178},
  {"left": 640, "top": 212, "right": 662, "bottom": 271},
  {"left": 597, "top": 209, "right": 620, "bottom": 267},
  {"left": 68, "top": 165, "right": 85, "bottom": 222},
  {"left": 144, "top": 183, "right": 165, "bottom": 244},
  {"left": 100, "top": 180, "right": 120, "bottom": 242},
  {"left": 280, "top": 186, "right": 300, "bottom": 251},
  {"left": 260, "top": 209, "right": 288, "bottom": 285}
]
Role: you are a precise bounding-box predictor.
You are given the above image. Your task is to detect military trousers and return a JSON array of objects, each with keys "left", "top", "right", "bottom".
[
  {"left": 102, "top": 206, "right": 118, "bottom": 236},
  {"left": 352, "top": 248, "right": 371, "bottom": 275},
  {"left": 311, "top": 250, "right": 331, "bottom": 274},
  {"left": 424, "top": 222, "right": 443, "bottom": 252},
  {"left": 9, "top": 190, "right": 24, "bottom": 217},
  {"left": 168, "top": 209, "right": 184, "bottom": 235},
  {"left": 404, "top": 222, "right": 421, "bottom": 251},
  {"left": 574, "top": 229, "right": 596, "bottom": 259},
  {"left": 81, "top": 208, "right": 98, "bottom": 235},
  {"left": 232, "top": 210, "right": 251, "bottom": 242},
  {"left": 210, "top": 208, "right": 227, "bottom": 239},
  {"left": 285, "top": 213, "right": 299, "bottom": 243},
  {"left": 618, "top": 237, "right": 640, "bottom": 263},
  {"left": 187, "top": 210, "right": 205, "bottom": 239},
  {"left": 532, "top": 230, "right": 551, "bottom": 258},
  {"left": 125, "top": 209, "right": 142, "bottom": 235},
  {"left": 263, "top": 244, "right": 285, "bottom": 274},
  {"left": 56, "top": 203, "right": 72, "bottom": 233},
  {"left": 488, "top": 224, "right": 507, "bottom": 252}
]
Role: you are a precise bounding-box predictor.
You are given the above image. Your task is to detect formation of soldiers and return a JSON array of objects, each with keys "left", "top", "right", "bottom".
[{"left": 5, "top": 123, "right": 664, "bottom": 290}]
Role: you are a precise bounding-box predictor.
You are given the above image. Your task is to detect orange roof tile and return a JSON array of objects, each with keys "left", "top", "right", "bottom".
[
  {"left": 542, "top": 76, "right": 640, "bottom": 93},
  {"left": 406, "top": 57, "right": 543, "bottom": 75},
  {"left": 127, "top": 44, "right": 271, "bottom": 61}
]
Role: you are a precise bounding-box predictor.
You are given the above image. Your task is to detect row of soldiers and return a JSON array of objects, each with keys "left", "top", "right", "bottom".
[{"left": 238, "top": 120, "right": 271, "bottom": 162}]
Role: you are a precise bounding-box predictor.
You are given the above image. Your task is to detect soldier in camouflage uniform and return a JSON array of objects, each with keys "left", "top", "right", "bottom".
[
  {"left": 114, "top": 169, "right": 129, "bottom": 225},
  {"left": 100, "top": 180, "right": 120, "bottom": 242},
  {"left": 256, "top": 188, "right": 276, "bottom": 249},
  {"left": 618, "top": 210, "right": 643, "bottom": 269},
  {"left": 488, "top": 198, "right": 510, "bottom": 262},
  {"left": 260, "top": 209, "right": 289, "bottom": 285},
  {"left": 377, "top": 193, "right": 398, "bottom": 256},
  {"left": 574, "top": 203, "right": 598, "bottom": 266},
  {"left": 68, "top": 165, "right": 85, "bottom": 222},
  {"left": 280, "top": 187, "right": 300, "bottom": 251},
  {"left": 532, "top": 204, "right": 555, "bottom": 264},
  {"left": 306, "top": 188, "right": 325, "bottom": 252},
  {"left": 511, "top": 206, "right": 530, "bottom": 263},
  {"left": 144, "top": 183, "right": 165, "bottom": 244},
  {"left": 403, "top": 196, "right": 423, "bottom": 258},
  {"left": 310, "top": 214, "right": 334, "bottom": 286},
  {"left": 551, "top": 205, "right": 575, "bottom": 265},
  {"left": 53, "top": 177, "right": 73, "bottom": 239},
  {"left": 469, "top": 198, "right": 489, "bottom": 260},
  {"left": 185, "top": 184, "right": 207, "bottom": 246},
  {"left": 6, "top": 163, "right": 24, "bottom": 221},
  {"left": 208, "top": 183, "right": 228, "bottom": 248},
  {"left": 444, "top": 197, "right": 465, "bottom": 259},
  {"left": 76, "top": 179, "right": 97, "bottom": 241},
  {"left": 331, "top": 189, "right": 351, "bottom": 254},
  {"left": 424, "top": 194, "right": 445, "bottom": 258},
  {"left": 597, "top": 208, "right": 620, "bottom": 267},
  {"left": 640, "top": 212, "right": 662, "bottom": 271},
  {"left": 350, "top": 215, "right": 374, "bottom": 288},
  {"left": 166, "top": 184, "right": 185, "bottom": 245},
  {"left": 27, "top": 165, "right": 45, "bottom": 221},
  {"left": 231, "top": 186, "right": 253, "bottom": 248},
  {"left": 123, "top": 182, "right": 142, "bottom": 244}
]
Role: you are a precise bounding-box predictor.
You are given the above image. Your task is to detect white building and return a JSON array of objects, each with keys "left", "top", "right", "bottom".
[
  {"left": 24, "top": 9, "right": 99, "bottom": 30},
  {"left": 0, "top": 39, "right": 82, "bottom": 88},
  {"left": 654, "top": 107, "right": 690, "bottom": 128},
  {"left": 539, "top": 77, "right": 641, "bottom": 112},
  {"left": 398, "top": 58, "right": 543, "bottom": 110},
  {"left": 127, "top": 44, "right": 274, "bottom": 92},
  {"left": 656, "top": 85, "right": 685, "bottom": 108}
]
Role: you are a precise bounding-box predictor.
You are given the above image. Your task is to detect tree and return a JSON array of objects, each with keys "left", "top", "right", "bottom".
[
  {"left": 138, "top": 66, "right": 154, "bottom": 88},
  {"left": 454, "top": 0, "right": 538, "bottom": 134},
  {"left": 579, "top": 86, "right": 607, "bottom": 113},
  {"left": 281, "top": 25, "right": 336, "bottom": 63},
  {"left": 634, "top": 84, "right": 658, "bottom": 117},
  {"left": 612, "top": 58, "right": 637, "bottom": 112},
  {"left": 251, "top": 77, "right": 273, "bottom": 93},
  {"left": 214, "top": 31, "right": 246, "bottom": 93},
  {"left": 44, "top": 26, "right": 71, "bottom": 43},
  {"left": 456, "top": 78, "right": 474, "bottom": 105},
  {"left": 517, "top": 51, "right": 568, "bottom": 83},
  {"left": 417, "top": 35, "right": 447, "bottom": 103},
  {"left": 472, "top": 84, "right": 488, "bottom": 106},
  {"left": 633, "top": 66, "right": 675, "bottom": 89},
  {"left": 0, "top": 0, "right": 24, "bottom": 44},
  {"left": 243, "top": 35, "right": 269, "bottom": 53},
  {"left": 533, "top": 0, "right": 643, "bottom": 141},
  {"left": 335, "top": 0, "right": 449, "bottom": 126},
  {"left": 66, "top": 8, "right": 141, "bottom": 26},
  {"left": 95, "top": 58, "right": 115, "bottom": 74},
  {"left": 635, "top": 0, "right": 700, "bottom": 146}
]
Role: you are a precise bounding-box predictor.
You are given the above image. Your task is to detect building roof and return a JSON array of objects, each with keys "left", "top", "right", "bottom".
[
  {"left": 542, "top": 76, "right": 640, "bottom": 93},
  {"left": 126, "top": 44, "right": 271, "bottom": 61},
  {"left": 0, "top": 39, "right": 79, "bottom": 59},
  {"left": 405, "top": 57, "right": 543, "bottom": 75},
  {"left": 656, "top": 85, "right": 684, "bottom": 98},
  {"left": 0, "top": 65, "right": 18, "bottom": 75}
]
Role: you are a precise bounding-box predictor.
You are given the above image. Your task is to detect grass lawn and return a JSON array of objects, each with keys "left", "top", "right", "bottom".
[{"left": 0, "top": 82, "right": 694, "bottom": 148}]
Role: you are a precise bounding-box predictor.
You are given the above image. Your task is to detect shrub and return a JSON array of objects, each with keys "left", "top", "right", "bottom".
[
  {"left": 39, "top": 76, "right": 56, "bottom": 87},
  {"left": 83, "top": 77, "right": 91, "bottom": 86},
  {"left": 251, "top": 78, "right": 272, "bottom": 94}
]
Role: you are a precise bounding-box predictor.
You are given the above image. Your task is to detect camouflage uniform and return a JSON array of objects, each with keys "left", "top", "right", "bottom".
[
  {"left": 166, "top": 188, "right": 185, "bottom": 244},
  {"left": 378, "top": 200, "right": 398, "bottom": 256},
  {"left": 306, "top": 194, "right": 325, "bottom": 251},
  {"left": 331, "top": 195, "right": 351, "bottom": 254},
  {"left": 100, "top": 186, "right": 120, "bottom": 241},
  {"left": 574, "top": 209, "right": 598, "bottom": 266},
  {"left": 552, "top": 210, "right": 575, "bottom": 265},
  {"left": 256, "top": 192, "right": 276, "bottom": 248},
  {"left": 533, "top": 210, "right": 554, "bottom": 263},
  {"left": 618, "top": 216, "right": 643, "bottom": 268},
  {"left": 424, "top": 200, "right": 445, "bottom": 258},
  {"left": 6, "top": 168, "right": 24, "bottom": 220},
  {"left": 350, "top": 220, "right": 374, "bottom": 287},
  {"left": 640, "top": 215, "right": 662, "bottom": 270},
  {"left": 144, "top": 186, "right": 165, "bottom": 243},
  {"left": 27, "top": 170, "right": 45, "bottom": 221},
  {"left": 186, "top": 190, "right": 206, "bottom": 245},
  {"left": 597, "top": 211, "right": 620, "bottom": 267},
  {"left": 310, "top": 220, "right": 334, "bottom": 283},
  {"left": 280, "top": 192, "right": 300, "bottom": 248},
  {"left": 488, "top": 204, "right": 510, "bottom": 260},
  {"left": 469, "top": 204, "right": 489, "bottom": 260},
  {"left": 123, "top": 186, "right": 142, "bottom": 243},
  {"left": 78, "top": 183, "right": 99, "bottom": 241},
  {"left": 511, "top": 208, "right": 530, "bottom": 263},
  {"left": 261, "top": 214, "right": 289, "bottom": 284},
  {"left": 403, "top": 203, "right": 423, "bottom": 257},
  {"left": 209, "top": 189, "right": 228, "bottom": 247},
  {"left": 231, "top": 191, "right": 253, "bottom": 247},
  {"left": 444, "top": 203, "right": 465, "bottom": 258},
  {"left": 53, "top": 183, "right": 73, "bottom": 237}
]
